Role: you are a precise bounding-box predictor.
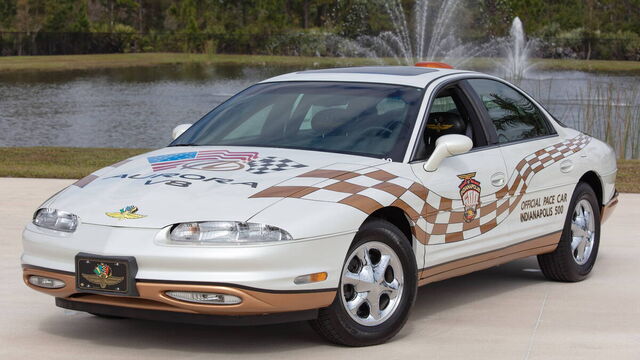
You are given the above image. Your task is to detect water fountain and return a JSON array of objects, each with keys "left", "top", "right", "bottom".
[
  {"left": 333, "top": 1, "right": 536, "bottom": 81},
  {"left": 497, "top": 17, "right": 537, "bottom": 83},
  {"left": 336, "top": 0, "right": 486, "bottom": 67}
]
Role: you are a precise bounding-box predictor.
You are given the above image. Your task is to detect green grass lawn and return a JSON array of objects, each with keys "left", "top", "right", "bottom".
[
  {"left": 0, "top": 147, "right": 150, "bottom": 179},
  {"left": 0, "top": 53, "right": 379, "bottom": 73},
  {"left": 0, "top": 147, "right": 638, "bottom": 193},
  {"left": 1, "top": 53, "right": 639, "bottom": 73}
]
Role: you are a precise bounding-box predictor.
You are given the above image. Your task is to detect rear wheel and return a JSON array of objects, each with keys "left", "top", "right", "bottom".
[
  {"left": 537, "top": 182, "right": 601, "bottom": 282},
  {"left": 310, "top": 219, "right": 417, "bottom": 346}
]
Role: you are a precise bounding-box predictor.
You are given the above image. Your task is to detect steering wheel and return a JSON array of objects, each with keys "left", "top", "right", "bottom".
[
  {"left": 360, "top": 126, "right": 393, "bottom": 137},
  {"left": 349, "top": 126, "right": 394, "bottom": 150}
]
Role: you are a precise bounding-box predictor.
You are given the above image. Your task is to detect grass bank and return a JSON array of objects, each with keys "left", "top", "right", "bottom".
[
  {"left": 1, "top": 53, "right": 639, "bottom": 73},
  {"left": 0, "top": 147, "right": 150, "bottom": 179},
  {"left": 0, "top": 147, "right": 638, "bottom": 193},
  {"left": 0, "top": 53, "right": 378, "bottom": 73}
]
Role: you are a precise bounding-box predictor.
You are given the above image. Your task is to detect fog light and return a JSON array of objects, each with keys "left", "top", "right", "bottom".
[
  {"left": 28, "top": 275, "right": 65, "bottom": 289},
  {"left": 294, "top": 272, "right": 328, "bottom": 285},
  {"left": 165, "top": 291, "right": 242, "bottom": 305}
]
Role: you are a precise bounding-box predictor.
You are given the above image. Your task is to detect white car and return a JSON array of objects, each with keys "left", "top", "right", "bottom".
[{"left": 22, "top": 64, "right": 618, "bottom": 346}]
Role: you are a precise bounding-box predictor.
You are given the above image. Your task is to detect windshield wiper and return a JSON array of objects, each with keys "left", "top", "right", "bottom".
[{"left": 168, "top": 143, "right": 200, "bottom": 147}]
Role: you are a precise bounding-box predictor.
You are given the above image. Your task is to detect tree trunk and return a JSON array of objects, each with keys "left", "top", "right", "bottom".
[
  {"left": 316, "top": 4, "right": 325, "bottom": 27},
  {"left": 303, "top": 0, "right": 309, "bottom": 29},
  {"left": 109, "top": 0, "right": 114, "bottom": 32},
  {"left": 138, "top": 0, "right": 143, "bottom": 32}
]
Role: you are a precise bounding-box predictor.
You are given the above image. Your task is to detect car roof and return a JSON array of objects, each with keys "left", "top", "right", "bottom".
[{"left": 260, "top": 66, "right": 474, "bottom": 88}]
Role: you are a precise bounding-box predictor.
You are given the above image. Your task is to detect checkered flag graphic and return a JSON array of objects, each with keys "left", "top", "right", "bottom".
[
  {"left": 252, "top": 134, "right": 591, "bottom": 245},
  {"left": 246, "top": 156, "right": 307, "bottom": 175}
]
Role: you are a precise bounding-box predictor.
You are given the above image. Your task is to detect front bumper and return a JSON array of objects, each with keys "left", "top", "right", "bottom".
[
  {"left": 22, "top": 222, "right": 354, "bottom": 319},
  {"left": 23, "top": 266, "right": 336, "bottom": 317},
  {"left": 22, "top": 223, "right": 354, "bottom": 291}
]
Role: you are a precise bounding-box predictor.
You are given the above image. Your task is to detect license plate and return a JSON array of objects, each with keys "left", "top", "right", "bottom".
[{"left": 75, "top": 253, "right": 138, "bottom": 296}]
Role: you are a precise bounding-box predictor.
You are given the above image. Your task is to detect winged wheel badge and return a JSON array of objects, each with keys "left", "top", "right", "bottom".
[
  {"left": 81, "top": 263, "right": 124, "bottom": 289},
  {"left": 106, "top": 205, "right": 146, "bottom": 220},
  {"left": 426, "top": 123, "right": 454, "bottom": 132}
]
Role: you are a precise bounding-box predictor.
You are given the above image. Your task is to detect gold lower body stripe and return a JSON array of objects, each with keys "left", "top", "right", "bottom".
[{"left": 418, "top": 231, "right": 562, "bottom": 286}]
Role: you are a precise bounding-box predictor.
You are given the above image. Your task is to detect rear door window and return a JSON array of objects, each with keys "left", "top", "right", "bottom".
[{"left": 467, "top": 79, "right": 552, "bottom": 144}]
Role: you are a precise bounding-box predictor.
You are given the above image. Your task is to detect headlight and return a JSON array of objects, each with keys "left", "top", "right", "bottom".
[
  {"left": 33, "top": 208, "right": 79, "bottom": 232},
  {"left": 169, "top": 221, "right": 292, "bottom": 244}
]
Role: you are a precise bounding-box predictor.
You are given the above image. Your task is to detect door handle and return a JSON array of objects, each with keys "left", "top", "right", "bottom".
[
  {"left": 560, "top": 160, "right": 574, "bottom": 173},
  {"left": 491, "top": 172, "right": 506, "bottom": 187}
]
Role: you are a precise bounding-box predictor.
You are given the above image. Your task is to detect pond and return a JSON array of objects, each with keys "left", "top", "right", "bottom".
[{"left": 0, "top": 63, "right": 638, "bottom": 157}]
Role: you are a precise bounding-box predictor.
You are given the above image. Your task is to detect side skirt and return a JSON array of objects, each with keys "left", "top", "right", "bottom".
[
  {"left": 601, "top": 190, "right": 619, "bottom": 224},
  {"left": 418, "top": 231, "right": 561, "bottom": 286}
]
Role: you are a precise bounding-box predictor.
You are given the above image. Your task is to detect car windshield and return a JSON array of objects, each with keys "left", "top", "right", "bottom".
[{"left": 171, "top": 81, "right": 424, "bottom": 161}]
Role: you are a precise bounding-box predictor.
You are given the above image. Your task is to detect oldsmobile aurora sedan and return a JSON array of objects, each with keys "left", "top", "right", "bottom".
[{"left": 22, "top": 64, "right": 618, "bottom": 346}]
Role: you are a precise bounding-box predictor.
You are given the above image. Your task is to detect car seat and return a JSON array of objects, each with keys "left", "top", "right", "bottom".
[{"left": 424, "top": 112, "right": 467, "bottom": 156}]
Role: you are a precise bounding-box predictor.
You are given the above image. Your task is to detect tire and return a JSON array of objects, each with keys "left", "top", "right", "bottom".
[
  {"left": 309, "top": 219, "right": 417, "bottom": 346},
  {"left": 537, "top": 182, "right": 601, "bottom": 282}
]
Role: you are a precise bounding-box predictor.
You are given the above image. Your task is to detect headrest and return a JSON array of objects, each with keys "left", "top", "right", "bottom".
[
  {"left": 378, "top": 108, "right": 405, "bottom": 122},
  {"left": 425, "top": 112, "right": 466, "bottom": 137},
  {"left": 311, "top": 108, "right": 351, "bottom": 134}
]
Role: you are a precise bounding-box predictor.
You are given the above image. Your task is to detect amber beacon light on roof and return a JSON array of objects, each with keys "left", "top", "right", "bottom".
[{"left": 414, "top": 61, "right": 454, "bottom": 69}]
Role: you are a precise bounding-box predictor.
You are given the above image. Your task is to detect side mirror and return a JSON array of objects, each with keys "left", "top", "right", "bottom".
[
  {"left": 172, "top": 123, "right": 192, "bottom": 140},
  {"left": 423, "top": 134, "right": 473, "bottom": 172}
]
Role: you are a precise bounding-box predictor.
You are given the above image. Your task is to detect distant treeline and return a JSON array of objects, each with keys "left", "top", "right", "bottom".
[{"left": 1, "top": 0, "right": 639, "bottom": 60}]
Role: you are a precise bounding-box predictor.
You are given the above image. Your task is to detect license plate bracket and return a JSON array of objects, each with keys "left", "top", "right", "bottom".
[{"left": 75, "top": 253, "right": 138, "bottom": 296}]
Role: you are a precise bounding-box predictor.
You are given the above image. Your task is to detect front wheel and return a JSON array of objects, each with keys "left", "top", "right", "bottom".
[
  {"left": 537, "top": 182, "right": 601, "bottom": 282},
  {"left": 310, "top": 219, "right": 417, "bottom": 346}
]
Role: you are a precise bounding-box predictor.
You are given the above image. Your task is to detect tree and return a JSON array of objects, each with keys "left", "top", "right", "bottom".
[
  {"left": 14, "top": 0, "right": 47, "bottom": 33},
  {"left": 0, "top": 0, "right": 16, "bottom": 30},
  {"left": 42, "top": 0, "right": 90, "bottom": 32},
  {"left": 94, "top": 0, "right": 139, "bottom": 31}
]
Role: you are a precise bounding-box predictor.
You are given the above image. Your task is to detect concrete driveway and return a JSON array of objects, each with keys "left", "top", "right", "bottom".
[{"left": 1, "top": 178, "right": 639, "bottom": 359}]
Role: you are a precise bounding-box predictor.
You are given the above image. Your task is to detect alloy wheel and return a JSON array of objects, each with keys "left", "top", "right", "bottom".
[
  {"left": 571, "top": 199, "right": 596, "bottom": 265},
  {"left": 340, "top": 241, "right": 404, "bottom": 326}
]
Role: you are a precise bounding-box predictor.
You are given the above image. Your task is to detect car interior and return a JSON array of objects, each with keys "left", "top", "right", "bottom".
[
  {"left": 414, "top": 86, "right": 485, "bottom": 161},
  {"left": 180, "top": 82, "right": 488, "bottom": 162},
  {"left": 205, "top": 84, "right": 423, "bottom": 160},
  {"left": 303, "top": 99, "right": 411, "bottom": 153}
]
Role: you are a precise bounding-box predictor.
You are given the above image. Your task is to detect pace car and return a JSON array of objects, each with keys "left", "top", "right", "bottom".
[{"left": 22, "top": 63, "right": 618, "bottom": 346}]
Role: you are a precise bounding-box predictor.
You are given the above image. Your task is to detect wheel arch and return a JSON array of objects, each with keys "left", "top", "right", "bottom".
[
  {"left": 579, "top": 171, "right": 603, "bottom": 206},
  {"left": 362, "top": 206, "right": 414, "bottom": 249}
]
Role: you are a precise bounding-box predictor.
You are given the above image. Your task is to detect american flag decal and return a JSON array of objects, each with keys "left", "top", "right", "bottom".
[{"left": 147, "top": 150, "right": 259, "bottom": 172}]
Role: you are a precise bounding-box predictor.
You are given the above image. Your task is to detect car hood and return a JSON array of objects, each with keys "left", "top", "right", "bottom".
[{"left": 47, "top": 146, "right": 387, "bottom": 229}]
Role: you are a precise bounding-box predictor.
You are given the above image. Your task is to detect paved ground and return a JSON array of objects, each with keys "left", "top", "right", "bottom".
[{"left": 1, "top": 177, "right": 639, "bottom": 359}]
